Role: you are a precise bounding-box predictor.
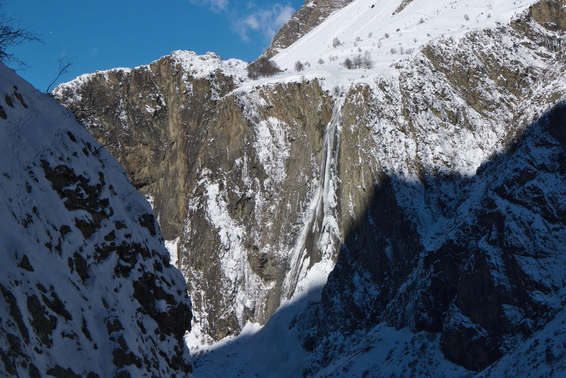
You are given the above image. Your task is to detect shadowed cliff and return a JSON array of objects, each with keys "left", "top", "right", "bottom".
[{"left": 193, "top": 101, "right": 566, "bottom": 376}]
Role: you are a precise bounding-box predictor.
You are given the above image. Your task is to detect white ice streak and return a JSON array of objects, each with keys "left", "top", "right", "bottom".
[
  {"left": 204, "top": 179, "right": 246, "bottom": 282},
  {"left": 253, "top": 116, "right": 291, "bottom": 186},
  {"left": 284, "top": 98, "right": 344, "bottom": 301}
]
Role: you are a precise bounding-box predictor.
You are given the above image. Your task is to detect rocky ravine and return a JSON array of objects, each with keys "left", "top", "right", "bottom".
[
  {"left": 0, "top": 64, "right": 192, "bottom": 376},
  {"left": 54, "top": 0, "right": 566, "bottom": 372}
]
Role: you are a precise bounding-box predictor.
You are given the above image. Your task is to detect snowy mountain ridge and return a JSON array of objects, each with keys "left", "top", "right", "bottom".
[
  {"left": 272, "top": 0, "right": 537, "bottom": 83},
  {"left": 52, "top": 0, "right": 566, "bottom": 375},
  {"left": 56, "top": 0, "right": 539, "bottom": 97}
]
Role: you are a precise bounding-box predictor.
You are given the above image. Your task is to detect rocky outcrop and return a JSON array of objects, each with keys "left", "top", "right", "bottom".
[
  {"left": 529, "top": 0, "right": 566, "bottom": 29},
  {"left": 0, "top": 64, "right": 192, "bottom": 376}
]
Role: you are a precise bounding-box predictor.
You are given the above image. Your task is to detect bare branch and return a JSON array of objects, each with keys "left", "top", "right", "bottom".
[
  {"left": 46, "top": 55, "right": 74, "bottom": 93},
  {"left": 0, "top": 3, "right": 42, "bottom": 67}
]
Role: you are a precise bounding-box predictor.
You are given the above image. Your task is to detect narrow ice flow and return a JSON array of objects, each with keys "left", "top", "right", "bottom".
[
  {"left": 283, "top": 97, "right": 345, "bottom": 301},
  {"left": 165, "top": 237, "right": 180, "bottom": 267}
]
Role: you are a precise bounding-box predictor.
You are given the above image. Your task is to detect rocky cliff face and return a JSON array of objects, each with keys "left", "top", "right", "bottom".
[
  {"left": 302, "top": 2, "right": 566, "bottom": 372},
  {"left": 51, "top": 53, "right": 246, "bottom": 241},
  {"left": 0, "top": 64, "right": 192, "bottom": 376},
  {"left": 54, "top": 0, "right": 566, "bottom": 373},
  {"left": 54, "top": 51, "right": 337, "bottom": 342}
]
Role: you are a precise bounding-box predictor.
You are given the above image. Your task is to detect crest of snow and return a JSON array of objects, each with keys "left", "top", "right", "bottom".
[
  {"left": 52, "top": 67, "right": 131, "bottom": 99},
  {"left": 170, "top": 50, "right": 248, "bottom": 82},
  {"left": 54, "top": 50, "right": 248, "bottom": 100},
  {"left": 269, "top": 0, "right": 537, "bottom": 89}
]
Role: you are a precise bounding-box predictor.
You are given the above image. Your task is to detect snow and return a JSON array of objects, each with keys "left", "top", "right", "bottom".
[
  {"left": 478, "top": 305, "right": 566, "bottom": 377},
  {"left": 52, "top": 67, "right": 131, "bottom": 101},
  {"left": 254, "top": 116, "right": 291, "bottom": 186},
  {"left": 203, "top": 179, "right": 246, "bottom": 282},
  {"left": 171, "top": 50, "right": 248, "bottom": 81},
  {"left": 165, "top": 237, "right": 180, "bottom": 267},
  {"left": 191, "top": 292, "right": 311, "bottom": 377},
  {"left": 192, "top": 302, "right": 471, "bottom": 377},
  {"left": 0, "top": 63, "right": 191, "bottom": 376},
  {"left": 270, "top": 0, "right": 536, "bottom": 91},
  {"left": 53, "top": 50, "right": 248, "bottom": 102}
]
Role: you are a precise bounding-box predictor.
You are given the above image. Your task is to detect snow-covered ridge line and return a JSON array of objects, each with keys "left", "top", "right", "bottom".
[
  {"left": 55, "top": 0, "right": 539, "bottom": 99},
  {"left": 54, "top": 50, "right": 249, "bottom": 98},
  {"left": 169, "top": 50, "right": 248, "bottom": 80},
  {"left": 271, "top": 0, "right": 538, "bottom": 88}
]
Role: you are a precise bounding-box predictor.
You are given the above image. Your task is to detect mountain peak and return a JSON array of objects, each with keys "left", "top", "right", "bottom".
[{"left": 263, "top": 0, "right": 357, "bottom": 59}]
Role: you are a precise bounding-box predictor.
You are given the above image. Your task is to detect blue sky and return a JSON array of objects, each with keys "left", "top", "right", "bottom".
[{"left": 3, "top": 0, "right": 303, "bottom": 92}]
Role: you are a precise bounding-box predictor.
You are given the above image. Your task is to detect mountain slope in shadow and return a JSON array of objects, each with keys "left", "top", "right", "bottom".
[
  {"left": 307, "top": 101, "right": 566, "bottom": 373},
  {"left": 194, "top": 101, "right": 566, "bottom": 376}
]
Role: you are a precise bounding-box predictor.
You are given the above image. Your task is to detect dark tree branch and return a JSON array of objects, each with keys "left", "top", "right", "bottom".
[
  {"left": 0, "top": 2, "right": 42, "bottom": 68},
  {"left": 46, "top": 55, "right": 74, "bottom": 93}
]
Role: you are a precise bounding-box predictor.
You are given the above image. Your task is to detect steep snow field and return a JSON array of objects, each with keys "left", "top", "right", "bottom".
[
  {"left": 269, "top": 0, "right": 537, "bottom": 89},
  {"left": 0, "top": 64, "right": 192, "bottom": 376}
]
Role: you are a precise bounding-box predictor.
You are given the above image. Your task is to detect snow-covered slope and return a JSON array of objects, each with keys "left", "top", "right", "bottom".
[
  {"left": 53, "top": 0, "right": 566, "bottom": 375},
  {"left": 263, "top": 0, "right": 357, "bottom": 59},
  {"left": 0, "top": 64, "right": 192, "bottom": 376},
  {"left": 272, "top": 0, "right": 537, "bottom": 88},
  {"left": 478, "top": 305, "right": 566, "bottom": 377}
]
